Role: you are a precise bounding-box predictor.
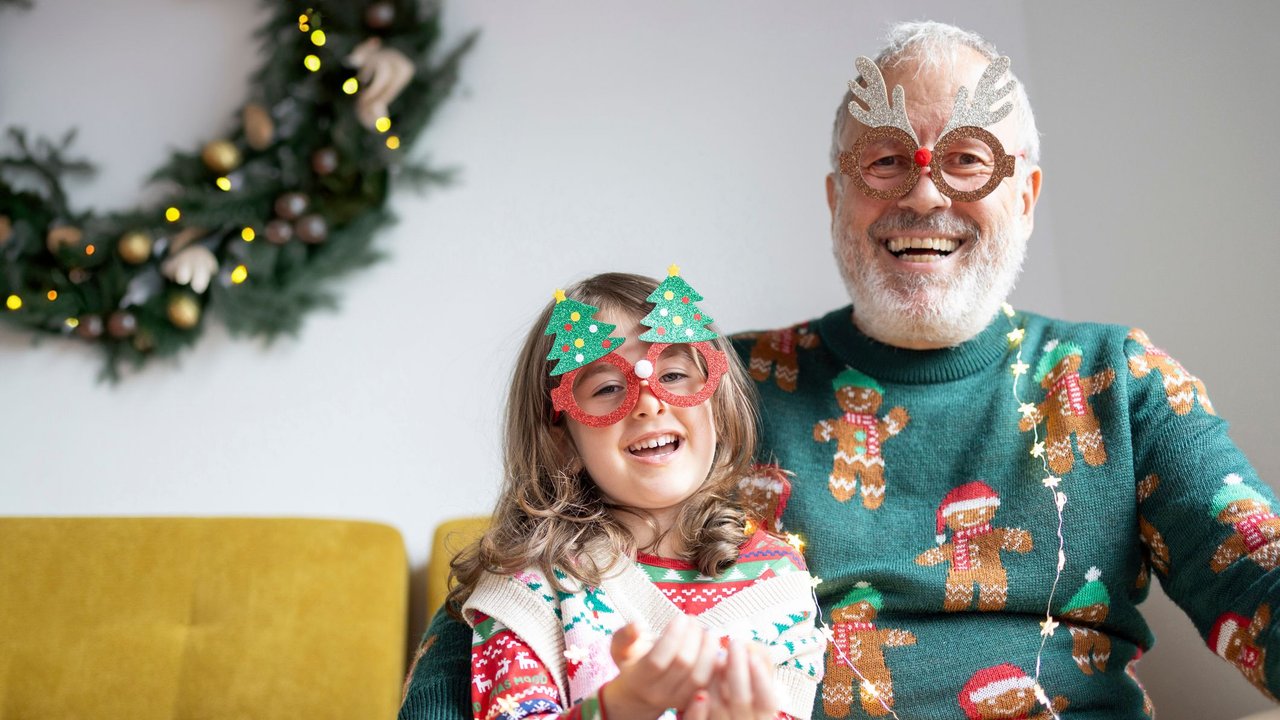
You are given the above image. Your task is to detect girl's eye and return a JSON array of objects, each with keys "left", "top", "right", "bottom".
[
  {"left": 659, "top": 370, "right": 689, "bottom": 384},
  {"left": 592, "top": 383, "right": 624, "bottom": 397}
]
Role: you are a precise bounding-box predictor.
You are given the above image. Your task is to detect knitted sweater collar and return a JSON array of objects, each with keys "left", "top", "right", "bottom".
[{"left": 816, "top": 305, "right": 1011, "bottom": 384}]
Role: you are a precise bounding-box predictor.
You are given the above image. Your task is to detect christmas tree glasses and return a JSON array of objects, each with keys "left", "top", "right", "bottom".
[{"left": 551, "top": 342, "right": 729, "bottom": 427}]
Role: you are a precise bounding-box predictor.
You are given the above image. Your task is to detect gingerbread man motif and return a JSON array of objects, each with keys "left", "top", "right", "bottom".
[
  {"left": 742, "top": 322, "right": 821, "bottom": 392},
  {"left": 1019, "top": 341, "right": 1114, "bottom": 476},
  {"left": 1209, "top": 604, "right": 1277, "bottom": 700},
  {"left": 1059, "top": 567, "right": 1111, "bottom": 675},
  {"left": 813, "top": 368, "right": 909, "bottom": 509},
  {"left": 737, "top": 463, "right": 793, "bottom": 534},
  {"left": 1126, "top": 328, "right": 1215, "bottom": 416},
  {"left": 821, "top": 582, "right": 916, "bottom": 718},
  {"left": 915, "top": 482, "right": 1032, "bottom": 612},
  {"left": 1136, "top": 474, "right": 1170, "bottom": 589},
  {"left": 958, "top": 663, "right": 1068, "bottom": 720},
  {"left": 1209, "top": 474, "right": 1280, "bottom": 573}
]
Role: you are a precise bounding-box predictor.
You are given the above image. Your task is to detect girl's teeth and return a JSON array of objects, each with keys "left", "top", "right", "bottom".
[{"left": 629, "top": 434, "right": 675, "bottom": 452}]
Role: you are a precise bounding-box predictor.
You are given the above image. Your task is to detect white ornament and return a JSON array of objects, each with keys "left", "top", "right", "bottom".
[
  {"left": 659, "top": 308, "right": 669, "bottom": 317},
  {"left": 685, "top": 328, "right": 694, "bottom": 337},
  {"left": 589, "top": 324, "right": 597, "bottom": 333},
  {"left": 161, "top": 245, "right": 218, "bottom": 294},
  {"left": 347, "top": 38, "right": 415, "bottom": 130},
  {"left": 634, "top": 359, "right": 653, "bottom": 379},
  {"left": 575, "top": 353, "right": 584, "bottom": 363}
]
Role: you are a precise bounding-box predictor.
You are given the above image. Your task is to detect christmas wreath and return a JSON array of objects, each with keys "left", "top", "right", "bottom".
[{"left": 0, "top": 1, "right": 473, "bottom": 379}]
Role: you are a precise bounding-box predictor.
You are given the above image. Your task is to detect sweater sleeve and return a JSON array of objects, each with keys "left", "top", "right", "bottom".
[
  {"left": 400, "top": 607, "right": 475, "bottom": 720},
  {"left": 1126, "top": 329, "right": 1280, "bottom": 699},
  {"left": 470, "top": 612, "right": 602, "bottom": 720}
]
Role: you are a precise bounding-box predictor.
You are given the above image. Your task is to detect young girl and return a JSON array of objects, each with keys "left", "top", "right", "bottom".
[{"left": 445, "top": 269, "right": 824, "bottom": 720}]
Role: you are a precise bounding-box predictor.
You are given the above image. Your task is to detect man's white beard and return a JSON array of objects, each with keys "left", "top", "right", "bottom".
[{"left": 833, "top": 214, "right": 1027, "bottom": 348}]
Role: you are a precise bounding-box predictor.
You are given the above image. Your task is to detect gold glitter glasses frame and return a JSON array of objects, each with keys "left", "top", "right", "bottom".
[{"left": 838, "top": 125, "right": 1017, "bottom": 203}]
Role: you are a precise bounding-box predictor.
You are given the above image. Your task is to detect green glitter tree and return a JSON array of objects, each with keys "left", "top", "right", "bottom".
[
  {"left": 544, "top": 289, "right": 625, "bottom": 376},
  {"left": 639, "top": 265, "right": 717, "bottom": 343}
]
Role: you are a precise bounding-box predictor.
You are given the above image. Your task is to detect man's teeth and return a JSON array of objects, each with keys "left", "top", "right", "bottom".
[
  {"left": 628, "top": 434, "right": 677, "bottom": 452},
  {"left": 885, "top": 237, "right": 960, "bottom": 258}
]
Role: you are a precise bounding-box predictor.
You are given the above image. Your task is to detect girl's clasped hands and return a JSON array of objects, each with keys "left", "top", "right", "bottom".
[{"left": 604, "top": 614, "right": 782, "bottom": 720}]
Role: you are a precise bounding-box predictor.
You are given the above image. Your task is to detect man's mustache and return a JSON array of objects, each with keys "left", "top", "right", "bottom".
[{"left": 867, "top": 211, "right": 980, "bottom": 239}]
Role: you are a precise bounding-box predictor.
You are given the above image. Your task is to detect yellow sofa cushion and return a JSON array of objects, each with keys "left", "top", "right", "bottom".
[
  {"left": 424, "top": 516, "right": 490, "bottom": 618},
  {"left": 0, "top": 517, "right": 407, "bottom": 720}
]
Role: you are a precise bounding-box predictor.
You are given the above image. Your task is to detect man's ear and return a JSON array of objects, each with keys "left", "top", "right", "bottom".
[
  {"left": 826, "top": 172, "right": 839, "bottom": 218},
  {"left": 1020, "top": 164, "right": 1042, "bottom": 232}
]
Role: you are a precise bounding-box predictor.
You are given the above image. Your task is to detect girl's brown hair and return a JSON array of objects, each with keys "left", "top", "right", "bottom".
[{"left": 447, "top": 272, "right": 759, "bottom": 615}]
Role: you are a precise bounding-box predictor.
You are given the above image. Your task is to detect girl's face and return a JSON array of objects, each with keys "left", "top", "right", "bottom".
[{"left": 561, "top": 309, "right": 717, "bottom": 531}]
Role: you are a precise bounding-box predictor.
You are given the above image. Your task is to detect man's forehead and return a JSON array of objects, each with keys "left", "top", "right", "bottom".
[{"left": 881, "top": 52, "right": 989, "bottom": 108}]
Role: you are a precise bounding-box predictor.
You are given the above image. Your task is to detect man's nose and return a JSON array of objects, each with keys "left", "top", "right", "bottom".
[{"left": 896, "top": 165, "right": 951, "bottom": 215}]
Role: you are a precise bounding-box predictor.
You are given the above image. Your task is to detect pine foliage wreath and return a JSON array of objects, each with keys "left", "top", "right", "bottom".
[{"left": 0, "top": 1, "right": 473, "bottom": 379}]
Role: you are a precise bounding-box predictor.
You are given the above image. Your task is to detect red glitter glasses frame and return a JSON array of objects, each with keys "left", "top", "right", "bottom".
[{"left": 550, "top": 341, "right": 729, "bottom": 428}]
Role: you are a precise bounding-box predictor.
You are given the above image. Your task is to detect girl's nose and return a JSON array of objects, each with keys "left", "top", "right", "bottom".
[{"left": 632, "top": 380, "right": 667, "bottom": 417}]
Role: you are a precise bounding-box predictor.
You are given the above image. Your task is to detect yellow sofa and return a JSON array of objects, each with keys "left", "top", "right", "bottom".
[
  {"left": 424, "top": 516, "right": 490, "bottom": 618},
  {"left": 0, "top": 517, "right": 407, "bottom": 720}
]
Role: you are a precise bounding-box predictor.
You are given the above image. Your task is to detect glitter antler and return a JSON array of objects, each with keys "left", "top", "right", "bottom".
[
  {"left": 847, "top": 56, "right": 919, "bottom": 144},
  {"left": 941, "top": 56, "right": 1016, "bottom": 135}
]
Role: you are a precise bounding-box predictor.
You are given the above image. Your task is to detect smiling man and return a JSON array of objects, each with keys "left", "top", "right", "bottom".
[{"left": 402, "top": 21, "right": 1278, "bottom": 719}]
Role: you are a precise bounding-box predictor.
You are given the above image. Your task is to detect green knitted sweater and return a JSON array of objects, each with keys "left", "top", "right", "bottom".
[{"left": 401, "top": 307, "right": 1279, "bottom": 720}]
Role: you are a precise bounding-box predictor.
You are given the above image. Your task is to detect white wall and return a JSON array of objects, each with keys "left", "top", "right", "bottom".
[{"left": 1, "top": 2, "right": 1275, "bottom": 717}]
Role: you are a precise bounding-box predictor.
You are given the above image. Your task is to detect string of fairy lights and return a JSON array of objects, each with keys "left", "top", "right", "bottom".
[{"left": 1002, "top": 301, "right": 1069, "bottom": 720}]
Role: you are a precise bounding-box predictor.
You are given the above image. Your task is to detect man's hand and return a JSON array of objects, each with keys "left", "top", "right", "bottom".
[{"left": 602, "top": 614, "right": 722, "bottom": 719}]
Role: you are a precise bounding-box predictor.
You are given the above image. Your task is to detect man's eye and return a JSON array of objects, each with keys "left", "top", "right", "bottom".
[{"left": 869, "top": 155, "right": 903, "bottom": 168}]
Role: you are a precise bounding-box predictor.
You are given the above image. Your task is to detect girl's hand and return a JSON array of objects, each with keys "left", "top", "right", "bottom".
[
  {"left": 603, "top": 614, "right": 722, "bottom": 719},
  {"left": 686, "top": 639, "right": 782, "bottom": 720}
]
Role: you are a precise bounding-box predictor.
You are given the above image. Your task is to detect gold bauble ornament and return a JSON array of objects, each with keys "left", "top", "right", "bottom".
[
  {"left": 167, "top": 293, "right": 201, "bottom": 329},
  {"left": 117, "top": 231, "right": 153, "bottom": 264},
  {"left": 46, "top": 224, "right": 84, "bottom": 254},
  {"left": 0, "top": 215, "right": 12, "bottom": 246},
  {"left": 201, "top": 140, "right": 242, "bottom": 174},
  {"left": 243, "top": 103, "right": 275, "bottom": 151}
]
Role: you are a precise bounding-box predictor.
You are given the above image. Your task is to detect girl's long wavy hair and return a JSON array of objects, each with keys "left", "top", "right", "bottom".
[{"left": 447, "top": 272, "right": 759, "bottom": 616}]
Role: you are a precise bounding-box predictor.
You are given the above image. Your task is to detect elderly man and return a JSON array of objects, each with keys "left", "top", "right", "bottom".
[{"left": 403, "top": 21, "right": 1278, "bottom": 719}]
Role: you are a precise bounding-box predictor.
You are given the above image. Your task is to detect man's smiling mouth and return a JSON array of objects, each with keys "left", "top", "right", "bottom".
[{"left": 884, "top": 237, "right": 962, "bottom": 263}]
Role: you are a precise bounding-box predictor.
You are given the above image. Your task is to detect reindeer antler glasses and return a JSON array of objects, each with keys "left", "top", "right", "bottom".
[{"left": 838, "top": 56, "right": 1018, "bottom": 203}]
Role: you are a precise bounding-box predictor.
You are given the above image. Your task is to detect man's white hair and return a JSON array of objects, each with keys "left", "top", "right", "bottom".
[{"left": 830, "top": 21, "right": 1041, "bottom": 172}]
